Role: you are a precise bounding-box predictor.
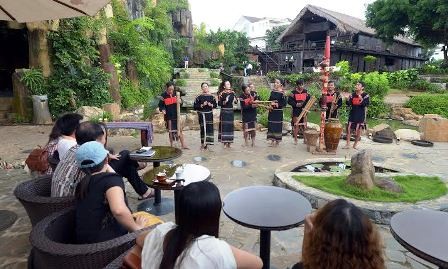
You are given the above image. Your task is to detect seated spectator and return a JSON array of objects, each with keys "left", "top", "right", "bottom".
[
  {"left": 292, "top": 199, "right": 385, "bottom": 269},
  {"left": 56, "top": 113, "right": 83, "bottom": 159},
  {"left": 74, "top": 141, "right": 147, "bottom": 243},
  {"left": 51, "top": 121, "right": 153, "bottom": 200},
  {"left": 139, "top": 181, "right": 263, "bottom": 269}
]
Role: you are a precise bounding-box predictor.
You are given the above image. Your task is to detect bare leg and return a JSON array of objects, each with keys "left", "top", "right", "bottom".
[
  {"left": 292, "top": 118, "right": 298, "bottom": 144},
  {"left": 251, "top": 132, "right": 255, "bottom": 147},
  {"left": 179, "top": 134, "right": 189, "bottom": 149},
  {"left": 243, "top": 130, "right": 249, "bottom": 147},
  {"left": 168, "top": 133, "right": 174, "bottom": 147},
  {"left": 353, "top": 126, "right": 361, "bottom": 149},
  {"left": 343, "top": 123, "right": 351, "bottom": 149}
]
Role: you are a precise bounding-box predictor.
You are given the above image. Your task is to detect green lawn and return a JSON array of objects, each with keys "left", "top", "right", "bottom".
[{"left": 293, "top": 175, "right": 447, "bottom": 203}]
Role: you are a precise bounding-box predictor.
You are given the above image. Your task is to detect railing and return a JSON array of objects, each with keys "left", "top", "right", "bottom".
[{"left": 254, "top": 47, "right": 280, "bottom": 73}]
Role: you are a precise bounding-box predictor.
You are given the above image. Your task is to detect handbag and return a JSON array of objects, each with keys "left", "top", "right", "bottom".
[{"left": 25, "top": 146, "right": 49, "bottom": 172}]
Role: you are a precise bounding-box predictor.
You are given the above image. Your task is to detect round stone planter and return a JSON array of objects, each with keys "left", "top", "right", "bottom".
[{"left": 273, "top": 158, "right": 448, "bottom": 225}]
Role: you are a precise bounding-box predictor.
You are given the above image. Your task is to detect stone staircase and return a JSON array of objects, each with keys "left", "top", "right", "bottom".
[
  {"left": 247, "top": 75, "right": 271, "bottom": 90},
  {"left": 0, "top": 97, "right": 13, "bottom": 124},
  {"left": 174, "top": 68, "right": 219, "bottom": 108}
]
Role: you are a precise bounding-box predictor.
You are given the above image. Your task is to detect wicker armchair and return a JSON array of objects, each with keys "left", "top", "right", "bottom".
[
  {"left": 30, "top": 207, "right": 154, "bottom": 269},
  {"left": 103, "top": 250, "right": 130, "bottom": 269},
  {"left": 13, "top": 175, "right": 76, "bottom": 226}
]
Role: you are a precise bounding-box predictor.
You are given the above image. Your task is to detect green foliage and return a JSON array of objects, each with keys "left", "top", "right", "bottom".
[
  {"left": 294, "top": 175, "right": 447, "bottom": 203},
  {"left": 47, "top": 17, "right": 112, "bottom": 116},
  {"left": 406, "top": 93, "right": 448, "bottom": 117},
  {"left": 306, "top": 82, "right": 322, "bottom": 99},
  {"left": 410, "top": 79, "right": 445, "bottom": 93},
  {"left": 210, "top": 72, "right": 220, "bottom": 78},
  {"left": 387, "top": 69, "right": 419, "bottom": 89},
  {"left": 363, "top": 55, "right": 377, "bottom": 63},
  {"left": 210, "top": 78, "right": 220, "bottom": 87},
  {"left": 265, "top": 25, "right": 288, "bottom": 51},
  {"left": 361, "top": 71, "right": 390, "bottom": 99},
  {"left": 257, "top": 87, "right": 271, "bottom": 101},
  {"left": 257, "top": 111, "right": 268, "bottom": 127},
  {"left": 90, "top": 111, "right": 114, "bottom": 123},
  {"left": 198, "top": 68, "right": 208, "bottom": 72},
  {"left": 120, "top": 80, "right": 153, "bottom": 109},
  {"left": 419, "top": 62, "right": 448, "bottom": 74},
  {"left": 366, "top": 0, "right": 448, "bottom": 63},
  {"left": 334, "top": 60, "right": 352, "bottom": 78},
  {"left": 179, "top": 72, "right": 190, "bottom": 79},
  {"left": 368, "top": 95, "right": 390, "bottom": 118},
  {"left": 20, "top": 69, "right": 47, "bottom": 95},
  {"left": 175, "top": 79, "right": 187, "bottom": 86},
  {"left": 109, "top": 0, "right": 173, "bottom": 102}
]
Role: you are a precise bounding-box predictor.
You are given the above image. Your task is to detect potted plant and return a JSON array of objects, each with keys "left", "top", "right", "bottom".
[{"left": 20, "top": 69, "right": 52, "bottom": 124}]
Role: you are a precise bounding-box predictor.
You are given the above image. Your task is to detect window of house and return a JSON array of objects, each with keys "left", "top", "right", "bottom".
[{"left": 385, "top": 57, "right": 395, "bottom": 66}]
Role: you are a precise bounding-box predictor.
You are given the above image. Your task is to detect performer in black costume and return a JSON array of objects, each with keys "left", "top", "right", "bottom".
[
  {"left": 288, "top": 79, "right": 311, "bottom": 144},
  {"left": 344, "top": 81, "right": 370, "bottom": 149},
  {"left": 193, "top": 82, "right": 217, "bottom": 150},
  {"left": 325, "top": 80, "right": 343, "bottom": 120},
  {"left": 158, "top": 82, "right": 188, "bottom": 149},
  {"left": 267, "top": 78, "right": 287, "bottom": 147},
  {"left": 239, "top": 83, "right": 259, "bottom": 147},
  {"left": 218, "top": 81, "right": 237, "bottom": 149}
]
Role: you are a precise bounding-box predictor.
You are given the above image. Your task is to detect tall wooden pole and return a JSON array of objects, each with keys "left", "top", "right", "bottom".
[{"left": 318, "top": 36, "right": 331, "bottom": 151}]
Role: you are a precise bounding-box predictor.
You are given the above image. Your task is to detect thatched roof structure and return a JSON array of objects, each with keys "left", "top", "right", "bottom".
[{"left": 277, "top": 5, "right": 419, "bottom": 46}]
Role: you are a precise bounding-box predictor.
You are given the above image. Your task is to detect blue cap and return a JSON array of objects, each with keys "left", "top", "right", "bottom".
[{"left": 76, "top": 141, "right": 109, "bottom": 169}]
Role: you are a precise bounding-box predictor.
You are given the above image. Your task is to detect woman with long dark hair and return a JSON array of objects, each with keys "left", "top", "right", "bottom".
[
  {"left": 218, "top": 81, "right": 237, "bottom": 149},
  {"left": 75, "top": 141, "right": 147, "bottom": 244},
  {"left": 239, "top": 84, "right": 258, "bottom": 147},
  {"left": 292, "top": 199, "right": 385, "bottom": 269},
  {"left": 193, "top": 82, "right": 217, "bottom": 150},
  {"left": 267, "top": 78, "right": 287, "bottom": 147},
  {"left": 140, "top": 181, "right": 263, "bottom": 269}
]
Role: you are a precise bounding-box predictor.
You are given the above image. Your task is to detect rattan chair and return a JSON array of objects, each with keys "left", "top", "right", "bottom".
[
  {"left": 13, "top": 175, "right": 75, "bottom": 226},
  {"left": 103, "top": 250, "right": 130, "bottom": 269},
  {"left": 30, "top": 207, "right": 155, "bottom": 269}
]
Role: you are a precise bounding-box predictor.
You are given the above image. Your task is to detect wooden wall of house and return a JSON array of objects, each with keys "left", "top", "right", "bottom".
[{"left": 356, "top": 34, "right": 421, "bottom": 58}]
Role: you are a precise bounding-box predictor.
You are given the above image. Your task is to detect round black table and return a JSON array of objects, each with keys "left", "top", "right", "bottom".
[
  {"left": 390, "top": 209, "right": 448, "bottom": 269},
  {"left": 223, "top": 186, "right": 312, "bottom": 269},
  {"left": 130, "top": 146, "right": 182, "bottom": 216}
]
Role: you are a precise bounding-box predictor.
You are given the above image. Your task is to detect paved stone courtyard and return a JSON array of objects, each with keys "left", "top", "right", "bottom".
[{"left": 0, "top": 125, "right": 447, "bottom": 269}]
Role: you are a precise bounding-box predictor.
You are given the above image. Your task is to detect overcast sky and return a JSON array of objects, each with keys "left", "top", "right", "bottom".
[{"left": 188, "top": 0, "right": 376, "bottom": 31}]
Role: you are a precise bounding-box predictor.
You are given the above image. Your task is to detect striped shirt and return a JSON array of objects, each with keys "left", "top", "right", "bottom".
[{"left": 51, "top": 145, "right": 85, "bottom": 197}]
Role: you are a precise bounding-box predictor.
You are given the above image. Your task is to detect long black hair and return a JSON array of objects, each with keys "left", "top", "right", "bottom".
[
  {"left": 75, "top": 157, "right": 108, "bottom": 200},
  {"left": 159, "top": 181, "right": 222, "bottom": 269}
]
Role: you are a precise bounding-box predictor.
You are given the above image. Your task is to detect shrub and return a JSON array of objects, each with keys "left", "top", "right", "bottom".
[
  {"left": 410, "top": 79, "right": 444, "bottom": 93},
  {"left": 210, "top": 78, "right": 220, "bottom": 86},
  {"left": 367, "top": 95, "right": 390, "bottom": 118},
  {"left": 210, "top": 72, "right": 220, "bottom": 78},
  {"left": 120, "top": 80, "right": 153, "bottom": 109},
  {"left": 406, "top": 94, "right": 448, "bottom": 118},
  {"left": 388, "top": 69, "right": 418, "bottom": 89},
  {"left": 258, "top": 110, "right": 268, "bottom": 127},
  {"left": 20, "top": 69, "right": 47, "bottom": 95},
  {"left": 334, "top": 60, "right": 351, "bottom": 79},
  {"left": 306, "top": 82, "right": 322, "bottom": 99},
  {"left": 257, "top": 87, "right": 271, "bottom": 101},
  {"left": 179, "top": 72, "right": 190, "bottom": 79},
  {"left": 362, "top": 71, "right": 390, "bottom": 99},
  {"left": 198, "top": 68, "right": 208, "bottom": 72},
  {"left": 175, "top": 79, "right": 187, "bottom": 87}
]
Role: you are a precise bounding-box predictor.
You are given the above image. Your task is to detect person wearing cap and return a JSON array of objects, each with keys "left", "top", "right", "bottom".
[{"left": 75, "top": 141, "right": 148, "bottom": 243}]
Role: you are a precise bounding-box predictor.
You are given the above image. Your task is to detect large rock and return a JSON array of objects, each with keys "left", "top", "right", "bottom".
[
  {"left": 151, "top": 113, "right": 166, "bottom": 133},
  {"left": 75, "top": 106, "right": 104, "bottom": 121},
  {"left": 346, "top": 149, "right": 375, "bottom": 190},
  {"left": 282, "top": 121, "right": 292, "bottom": 132},
  {"left": 390, "top": 106, "right": 423, "bottom": 121},
  {"left": 394, "top": 129, "right": 421, "bottom": 141},
  {"left": 372, "top": 123, "right": 395, "bottom": 140},
  {"left": 102, "top": 103, "right": 120, "bottom": 121},
  {"left": 419, "top": 114, "right": 448, "bottom": 142},
  {"left": 403, "top": 119, "right": 419, "bottom": 127},
  {"left": 185, "top": 111, "right": 199, "bottom": 130},
  {"left": 374, "top": 177, "right": 403, "bottom": 193}
]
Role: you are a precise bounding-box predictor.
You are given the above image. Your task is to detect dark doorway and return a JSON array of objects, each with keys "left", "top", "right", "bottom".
[
  {"left": 0, "top": 23, "right": 29, "bottom": 97},
  {"left": 303, "top": 59, "right": 315, "bottom": 67}
]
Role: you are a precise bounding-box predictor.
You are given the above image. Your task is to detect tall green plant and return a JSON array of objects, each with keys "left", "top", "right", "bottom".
[{"left": 20, "top": 69, "right": 47, "bottom": 95}]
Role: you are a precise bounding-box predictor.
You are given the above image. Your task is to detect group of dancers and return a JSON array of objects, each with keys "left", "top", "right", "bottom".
[{"left": 158, "top": 78, "right": 370, "bottom": 150}]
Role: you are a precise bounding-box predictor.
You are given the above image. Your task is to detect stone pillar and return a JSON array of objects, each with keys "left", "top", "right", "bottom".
[{"left": 26, "top": 22, "right": 52, "bottom": 77}]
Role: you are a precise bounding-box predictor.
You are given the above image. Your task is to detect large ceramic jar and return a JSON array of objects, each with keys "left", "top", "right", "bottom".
[{"left": 324, "top": 118, "right": 343, "bottom": 152}]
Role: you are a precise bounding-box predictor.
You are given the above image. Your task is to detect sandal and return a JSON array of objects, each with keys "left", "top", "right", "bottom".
[{"left": 138, "top": 190, "right": 155, "bottom": 201}]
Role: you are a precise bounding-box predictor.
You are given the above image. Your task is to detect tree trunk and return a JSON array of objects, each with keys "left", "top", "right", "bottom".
[{"left": 26, "top": 22, "right": 52, "bottom": 77}]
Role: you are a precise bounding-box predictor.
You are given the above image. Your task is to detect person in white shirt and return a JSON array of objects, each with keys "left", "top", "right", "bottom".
[
  {"left": 139, "top": 181, "right": 263, "bottom": 269},
  {"left": 55, "top": 113, "right": 83, "bottom": 159}
]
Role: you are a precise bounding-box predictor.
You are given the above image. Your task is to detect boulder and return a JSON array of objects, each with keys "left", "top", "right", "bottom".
[
  {"left": 234, "top": 120, "right": 243, "bottom": 131},
  {"left": 403, "top": 119, "right": 419, "bottom": 127},
  {"left": 185, "top": 111, "right": 199, "bottom": 130},
  {"left": 390, "top": 106, "right": 422, "bottom": 121},
  {"left": 419, "top": 114, "right": 448, "bottom": 142},
  {"left": 151, "top": 113, "right": 166, "bottom": 133},
  {"left": 346, "top": 149, "right": 375, "bottom": 190},
  {"left": 394, "top": 129, "right": 421, "bottom": 141},
  {"left": 372, "top": 124, "right": 395, "bottom": 140},
  {"left": 75, "top": 106, "right": 104, "bottom": 121},
  {"left": 374, "top": 177, "right": 403, "bottom": 193},
  {"left": 102, "top": 103, "right": 120, "bottom": 121}
]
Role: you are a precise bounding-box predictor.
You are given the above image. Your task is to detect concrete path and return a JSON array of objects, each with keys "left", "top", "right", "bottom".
[{"left": 0, "top": 126, "right": 447, "bottom": 269}]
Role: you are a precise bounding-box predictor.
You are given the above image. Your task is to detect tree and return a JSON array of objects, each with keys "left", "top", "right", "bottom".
[
  {"left": 265, "top": 25, "right": 288, "bottom": 51},
  {"left": 366, "top": 0, "right": 448, "bottom": 65}
]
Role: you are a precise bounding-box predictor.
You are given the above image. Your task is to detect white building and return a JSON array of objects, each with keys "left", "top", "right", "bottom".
[{"left": 233, "top": 16, "right": 291, "bottom": 50}]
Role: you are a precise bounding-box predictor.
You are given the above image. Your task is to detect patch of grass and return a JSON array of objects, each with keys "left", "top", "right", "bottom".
[
  {"left": 198, "top": 68, "right": 208, "bottom": 72},
  {"left": 293, "top": 175, "right": 447, "bottom": 203},
  {"left": 179, "top": 72, "right": 190, "bottom": 79},
  {"left": 175, "top": 79, "right": 187, "bottom": 87},
  {"left": 210, "top": 72, "right": 220, "bottom": 78}
]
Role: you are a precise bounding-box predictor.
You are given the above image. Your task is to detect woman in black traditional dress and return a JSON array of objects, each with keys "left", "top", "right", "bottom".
[
  {"left": 218, "top": 81, "right": 237, "bottom": 148},
  {"left": 325, "top": 80, "right": 343, "bottom": 120},
  {"left": 267, "top": 78, "right": 287, "bottom": 147},
  {"left": 239, "top": 84, "right": 259, "bottom": 147},
  {"left": 344, "top": 82, "right": 370, "bottom": 149},
  {"left": 193, "top": 82, "right": 217, "bottom": 151}
]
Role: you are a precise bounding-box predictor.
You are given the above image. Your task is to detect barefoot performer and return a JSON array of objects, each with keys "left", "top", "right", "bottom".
[
  {"left": 158, "top": 82, "right": 188, "bottom": 149},
  {"left": 218, "top": 81, "right": 237, "bottom": 149},
  {"left": 345, "top": 82, "right": 369, "bottom": 149},
  {"left": 193, "top": 82, "right": 217, "bottom": 150},
  {"left": 239, "top": 84, "right": 259, "bottom": 147},
  {"left": 288, "top": 79, "right": 311, "bottom": 144},
  {"left": 325, "top": 80, "right": 343, "bottom": 120},
  {"left": 267, "top": 78, "right": 287, "bottom": 147}
]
